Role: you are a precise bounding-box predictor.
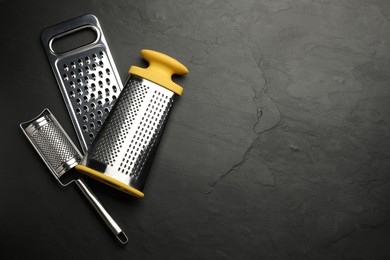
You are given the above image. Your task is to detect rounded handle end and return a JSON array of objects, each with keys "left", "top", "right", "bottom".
[
  {"left": 129, "top": 49, "right": 189, "bottom": 95},
  {"left": 116, "top": 231, "right": 128, "bottom": 245},
  {"left": 141, "top": 49, "right": 189, "bottom": 75}
]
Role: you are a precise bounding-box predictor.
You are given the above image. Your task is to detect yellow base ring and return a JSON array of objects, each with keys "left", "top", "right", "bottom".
[{"left": 75, "top": 165, "right": 145, "bottom": 198}]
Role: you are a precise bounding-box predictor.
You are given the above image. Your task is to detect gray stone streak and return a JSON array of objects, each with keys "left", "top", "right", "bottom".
[
  {"left": 253, "top": 108, "right": 263, "bottom": 132},
  {"left": 206, "top": 49, "right": 281, "bottom": 194},
  {"left": 324, "top": 227, "right": 358, "bottom": 249},
  {"left": 325, "top": 215, "right": 390, "bottom": 250},
  {"left": 206, "top": 145, "right": 251, "bottom": 192}
]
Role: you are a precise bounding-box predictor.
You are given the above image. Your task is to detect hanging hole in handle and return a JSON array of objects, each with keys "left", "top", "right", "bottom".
[{"left": 49, "top": 25, "right": 99, "bottom": 54}]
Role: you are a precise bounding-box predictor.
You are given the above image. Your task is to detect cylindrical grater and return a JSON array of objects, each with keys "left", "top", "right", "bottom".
[{"left": 76, "top": 50, "right": 189, "bottom": 198}]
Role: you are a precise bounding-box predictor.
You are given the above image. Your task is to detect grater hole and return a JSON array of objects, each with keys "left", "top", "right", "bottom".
[
  {"left": 84, "top": 76, "right": 89, "bottom": 82},
  {"left": 76, "top": 108, "right": 81, "bottom": 115},
  {"left": 99, "top": 61, "right": 104, "bottom": 67},
  {"left": 112, "top": 86, "right": 117, "bottom": 92},
  {"left": 89, "top": 133, "right": 94, "bottom": 139},
  {"left": 91, "top": 73, "right": 96, "bottom": 80},
  {"left": 70, "top": 62, "right": 76, "bottom": 69},
  {"left": 97, "top": 100, "right": 103, "bottom": 107},
  {"left": 76, "top": 98, "right": 82, "bottom": 105},
  {"left": 77, "top": 79, "right": 82, "bottom": 86},
  {"left": 92, "top": 63, "right": 97, "bottom": 70},
  {"left": 85, "top": 66, "right": 90, "bottom": 73},
  {"left": 84, "top": 86, "right": 89, "bottom": 92},
  {"left": 70, "top": 71, "right": 75, "bottom": 78},
  {"left": 112, "top": 95, "right": 117, "bottom": 100},
  {"left": 63, "top": 64, "right": 68, "bottom": 71},
  {"left": 82, "top": 115, "right": 88, "bottom": 122},
  {"left": 106, "top": 68, "right": 110, "bottom": 75},
  {"left": 105, "top": 98, "right": 110, "bottom": 104},
  {"left": 91, "top": 103, "right": 96, "bottom": 109},
  {"left": 78, "top": 59, "right": 83, "bottom": 66},
  {"left": 85, "top": 57, "right": 90, "bottom": 64},
  {"left": 69, "top": 81, "right": 75, "bottom": 88},
  {"left": 69, "top": 91, "right": 75, "bottom": 98},
  {"left": 90, "top": 113, "right": 95, "bottom": 120},
  {"left": 92, "top": 54, "right": 97, "bottom": 60},
  {"left": 106, "top": 78, "right": 110, "bottom": 85},
  {"left": 104, "top": 107, "right": 110, "bottom": 114},
  {"left": 82, "top": 125, "right": 88, "bottom": 132},
  {"left": 99, "top": 71, "right": 103, "bottom": 78},
  {"left": 97, "top": 110, "right": 102, "bottom": 117},
  {"left": 63, "top": 74, "right": 68, "bottom": 81},
  {"left": 83, "top": 105, "right": 89, "bottom": 112},
  {"left": 97, "top": 120, "right": 102, "bottom": 126},
  {"left": 77, "top": 88, "right": 82, "bottom": 95},
  {"left": 83, "top": 95, "right": 88, "bottom": 101},
  {"left": 98, "top": 90, "right": 103, "bottom": 97},
  {"left": 98, "top": 81, "right": 103, "bottom": 87},
  {"left": 90, "top": 93, "right": 95, "bottom": 99},
  {"left": 91, "top": 83, "right": 96, "bottom": 91},
  {"left": 90, "top": 122, "right": 95, "bottom": 129},
  {"left": 99, "top": 51, "right": 104, "bottom": 57}
]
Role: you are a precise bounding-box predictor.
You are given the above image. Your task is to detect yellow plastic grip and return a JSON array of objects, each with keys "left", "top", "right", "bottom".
[
  {"left": 129, "top": 49, "right": 189, "bottom": 95},
  {"left": 75, "top": 165, "right": 145, "bottom": 198}
]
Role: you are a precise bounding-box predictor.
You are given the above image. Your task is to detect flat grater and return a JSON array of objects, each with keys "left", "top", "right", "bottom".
[
  {"left": 76, "top": 50, "right": 189, "bottom": 198},
  {"left": 20, "top": 109, "right": 128, "bottom": 244},
  {"left": 41, "top": 14, "right": 123, "bottom": 153}
]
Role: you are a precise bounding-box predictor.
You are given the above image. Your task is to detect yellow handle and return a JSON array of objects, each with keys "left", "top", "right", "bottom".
[{"left": 129, "top": 49, "right": 189, "bottom": 95}]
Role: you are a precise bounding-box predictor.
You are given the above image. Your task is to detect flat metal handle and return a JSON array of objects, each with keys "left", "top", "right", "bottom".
[
  {"left": 75, "top": 178, "right": 128, "bottom": 244},
  {"left": 41, "top": 14, "right": 101, "bottom": 57}
]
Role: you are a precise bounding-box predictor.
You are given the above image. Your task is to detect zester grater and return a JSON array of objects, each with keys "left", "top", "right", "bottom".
[
  {"left": 20, "top": 109, "right": 128, "bottom": 244},
  {"left": 76, "top": 50, "right": 189, "bottom": 198},
  {"left": 41, "top": 14, "right": 123, "bottom": 153}
]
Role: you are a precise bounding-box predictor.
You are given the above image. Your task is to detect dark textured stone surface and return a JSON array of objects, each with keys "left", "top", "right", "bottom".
[{"left": 1, "top": 0, "right": 389, "bottom": 259}]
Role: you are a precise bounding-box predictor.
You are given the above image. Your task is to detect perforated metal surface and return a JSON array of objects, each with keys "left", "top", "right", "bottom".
[
  {"left": 21, "top": 109, "right": 82, "bottom": 180},
  {"left": 82, "top": 76, "right": 175, "bottom": 189},
  {"left": 42, "top": 14, "right": 123, "bottom": 153},
  {"left": 30, "top": 120, "right": 80, "bottom": 172},
  {"left": 58, "top": 48, "right": 120, "bottom": 148}
]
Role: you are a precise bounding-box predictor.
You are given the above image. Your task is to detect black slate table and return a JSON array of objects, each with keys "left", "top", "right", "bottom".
[{"left": 1, "top": 0, "right": 390, "bottom": 259}]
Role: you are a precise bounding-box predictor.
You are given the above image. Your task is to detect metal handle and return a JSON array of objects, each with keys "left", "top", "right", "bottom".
[
  {"left": 75, "top": 179, "right": 128, "bottom": 244},
  {"left": 41, "top": 14, "right": 101, "bottom": 56}
]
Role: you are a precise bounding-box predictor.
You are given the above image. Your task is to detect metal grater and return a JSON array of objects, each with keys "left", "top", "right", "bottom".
[
  {"left": 21, "top": 109, "right": 82, "bottom": 181},
  {"left": 20, "top": 109, "right": 128, "bottom": 244},
  {"left": 41, "top": 14, "right": 123, "bottom": 153},
  {"left": 76, "top": 50, "right": 189, "bottom": 198}
]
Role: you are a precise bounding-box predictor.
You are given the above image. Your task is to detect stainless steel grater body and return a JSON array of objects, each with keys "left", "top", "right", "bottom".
[
  {"left": 41, "top": 14, "right": 123, "bottom": 153},
  {"left": 76, "top": 49, "right": 189, "bottom": 198},
  {"left": 21, "top": 109, "right": 82, "bottom": 182},
  {"left": 20, "top": 109, "right": 128, "bottom": 244},
  {"left": 80, "top": 76, "right": 175, "bottom": 193}
]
